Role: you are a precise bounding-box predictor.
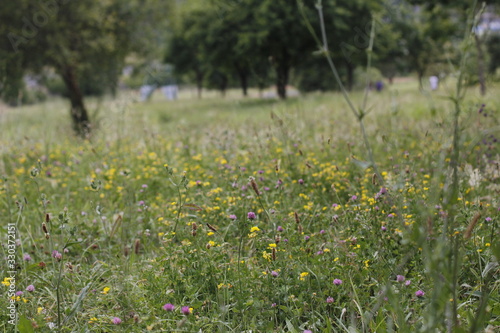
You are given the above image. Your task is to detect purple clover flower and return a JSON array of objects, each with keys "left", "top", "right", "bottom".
[{"left": 163, "top": 303, "right": 175, "bottom": 311}]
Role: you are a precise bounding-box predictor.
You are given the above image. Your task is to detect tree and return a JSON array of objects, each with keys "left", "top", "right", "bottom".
[
  {"left": 254, "top": 0, "right": 317, "bottom": 99},
  {"left": 0, "top": 0, "right": 168, "bottom": 136},
  {"left": 166, "top": 3, "right": 212, "bottom": 99}
]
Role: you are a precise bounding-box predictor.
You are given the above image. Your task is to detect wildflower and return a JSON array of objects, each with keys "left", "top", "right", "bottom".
[
  {"left": 405, "top": 280, "right": 411, "bottom": 286},
  {"left": 304, "top": 330, "right": 312, "bottom": 333},
  {"left": 381, "top": 226, "right": 387, "bottom": 231},
  {"left": 333, "top": 279, "right": 343, "bottom": 286},
  {"left": 351, "top": 195, "right": 357, "bottom": 201},
  {"left": 181, "top": 306, "right": 191, "bottom": 315},
  {"left": 271, "top": 271, "right": 279, "bottom": 277},
  {"left": 299, "top": 272, "right": 309, "bottom": 280},
  {"left": 15, "top": 291, "right": 24, "bottom": 296},
  {"left": 326, "top": 296, "right": 334, "bottom": 303},
  {"left": 485, "top": 217, "right": 492, "bottom": 222},
  {"left": 304, "top": 235, "right": 310, "bottom": 241},
  {"left": 101, "top": 287, "right": 110, "bottom": 295},
  {"left": 247, "top": 212, "right": 256, "bottom": 220},
  {"left": 23, "top": 254, "right": 31, "bottom": 261},
  {"left": 319, "top": 230, "right": 325, "bottom": 234},
  {"left": 396, "top": 275, "right": 405, "bottom": 282},
  {"left": 229, "top": 214, "right": 237, "bottom": 220},
  {"left": 26, "top": 285, "right": 35, "bottom": 292},
  {"left": 112, "top": 317, "right": 122, "bottom": 324},
  {"left": 163, "top": 303, "right": 175, "bottom": 311},
  {"left": 52, "top": 250, "right": 62, "bottom": 261},
  {"left": 298, "top": 179, "right": 304, "bottom": 185},
  {"left": 415, "top": 290, "right": 425, "bottom": 298},
  {"left": 277, "top": 226, "right": 284, "bottom": 232},
  {"left": 250, "top": 226, "right": 260, "bottom": 233},
  {"left": 271, "top": 303, "right": 277, "bottom": 307}
]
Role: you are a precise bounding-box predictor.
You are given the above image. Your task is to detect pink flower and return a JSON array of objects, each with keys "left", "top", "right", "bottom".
[
  {"left": 52, "top": 250, "right": 62, "bottom": 261},
  {"left": 163, "top": 303, "right": 175, "bottom": 311},
  {"left": 326, "top": 296, "right": 334, "bottom": 303},
  {"left": 415, "top": 290, "right": 425, "bottom": 298},
  {"left": 112, "top": 317, "right": 122, "bottom": 324},
  {"left": 271, "top": 271, "right": 279, "bottom": 277},
  {"left": 396, "top": 275, "right": 405, "bottom": 282},
  {"left": 181, "top": 306, "right": 191, "bottom": 315},
  {"left": 26, "top": 285, "right": 35, "bottom": 292},
  {"left": 247, "top": 212, "right": 256, "bottom": 220},
  {"left": 333, "top": 279, "right": 343, "bottom": 286}
]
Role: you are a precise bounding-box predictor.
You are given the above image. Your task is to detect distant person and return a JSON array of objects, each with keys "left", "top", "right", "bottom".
[
  {"left": 375, "top": 80, "right": 384, "bottom": 92},
  {"left": 429, "top": 76, "right": 439, "bottom": 91},
  {"left": 140, "top": 85, "right": 155, "bottom": 101},
  {"left": 161, "top": 84, "right": 178, "bottom": 100}
]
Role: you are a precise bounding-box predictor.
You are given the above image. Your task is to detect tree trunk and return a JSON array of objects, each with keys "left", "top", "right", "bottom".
[
  {"left": 417, "top": 70, "right": 425, "bottom": 91},
  {"left": 276, "top": 63, "right": 289, "bottom": 99},
  {"left": 196, "top": 70, "right": 203, "bottom": 99},
  {"left": 240, "top": 71, "right": 248, "bottom": 97},
  {"left": 475, "top": 34, "right": 486, "bottom": 96},
  {"left": 346, "top": 63, "right": 354, "bottom": 91},
  {"left": 61, "top": 65, "right": 90, "bottom": 137},
  {"left": 220, "top": 75, "right": 228, "bottom": 98}
]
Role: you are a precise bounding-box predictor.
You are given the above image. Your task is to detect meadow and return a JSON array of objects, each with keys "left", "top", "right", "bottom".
[{"left": 0, "top": 79, "right": 499, "bottom": 332}]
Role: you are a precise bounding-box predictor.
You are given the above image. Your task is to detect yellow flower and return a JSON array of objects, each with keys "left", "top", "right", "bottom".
[
  {"left": 268, "top": 243, "right": 277, "bottom": 249},
  {"left": 299, "top": 272, "right": 309, "bottom": 280},
  {"left": 101, "top": 287, "right": 110, "bottom": 295},
  {"left": 2, "top": 277, "right": 12, "bottom": 286},
  {"left": 250, "top": 226, "right": 260, "bottom": 233}
]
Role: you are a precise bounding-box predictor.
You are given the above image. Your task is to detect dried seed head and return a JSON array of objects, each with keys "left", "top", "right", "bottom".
[
  {"left": 45, "top": 233, "right": 50, "bottom": 239},
  {"left": 206, "top": 242, "right": 211, "bottom": 250},
  {"left": 272, "top": 248, "right": 276, "bottom": 261},
  {"left": 134, "top": 239, "right": 141, "bottom": 254},
  {"left": 298, "top": 224, "right": 303, "bottom": 234},
  {"left": 249, "top": 177, "right": 260, "bottom": 196},
  {"left": 206, "top": 223, "right": 218, "bottom": 233},
  {"left": 42, "top": 222, "right": 48, "bottom": 234},
  {"left": 464, "top": 212, "right": 481, "bottom": 240},
  {"left": 372, "top": 173, "right": 377, "bottom": 185},
  {"left": 124, "top": 246, "right": 129, "bottom": 257},
  {"left": 45, "top": 213, "right": 50, "bottom": 222},
  {"left": 294, "top": 212, "right": 300, "bottom": 224}
]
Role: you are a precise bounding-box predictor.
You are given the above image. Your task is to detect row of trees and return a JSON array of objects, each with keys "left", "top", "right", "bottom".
[
  {"left": 1, "top": 0, "right": 499, "bottom": 135},
  {"left": 167, "top": 0, "right": 500, "bottom": 98}
]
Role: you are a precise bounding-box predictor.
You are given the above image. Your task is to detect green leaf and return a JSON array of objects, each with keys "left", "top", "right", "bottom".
[{"left": 18, "top": 315, "right": 34, "bottom": 333}]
